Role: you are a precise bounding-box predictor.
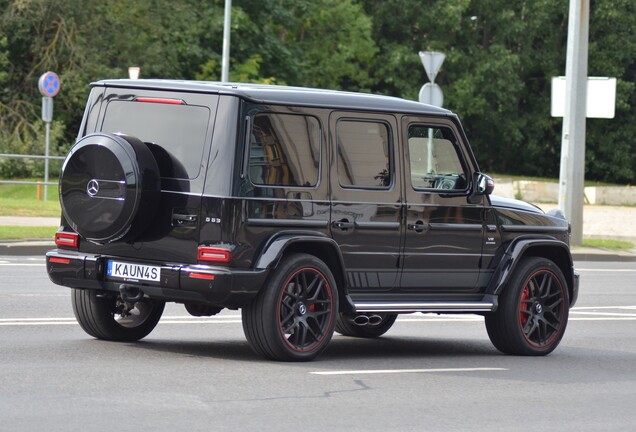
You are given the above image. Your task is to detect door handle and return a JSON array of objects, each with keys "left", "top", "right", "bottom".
[
  {"left": 172, "top": 213, "right": 198, "bottom": 226},
  {"left": 332, "top": 219, "right": 354, "bottom": 231},
  {"left": 407, "top": 220, "right": 428, "bottom": 233}
]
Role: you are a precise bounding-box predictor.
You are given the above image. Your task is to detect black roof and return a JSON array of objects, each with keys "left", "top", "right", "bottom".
[{"left": 93, "top": 79, "right": 452, "bottom": 116}]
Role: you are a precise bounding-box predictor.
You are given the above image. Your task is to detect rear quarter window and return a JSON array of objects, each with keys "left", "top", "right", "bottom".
[{"left": 248, "top": 113, "right": 321, "bottom": 188}]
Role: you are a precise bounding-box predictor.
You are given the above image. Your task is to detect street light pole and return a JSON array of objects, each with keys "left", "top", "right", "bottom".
[
  {"left": 558, "top": 0, "right": 589, "bottom": 245},
  {"left": 221, "top": 0, "right": 232, "bottom": 82}
]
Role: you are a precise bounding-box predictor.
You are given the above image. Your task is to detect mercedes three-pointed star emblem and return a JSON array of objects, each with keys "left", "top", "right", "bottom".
[{"left": 86, "top": 179, "right": 100, "bottom": 197}]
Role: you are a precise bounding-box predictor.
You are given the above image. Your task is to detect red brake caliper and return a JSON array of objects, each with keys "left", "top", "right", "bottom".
[{"left": 519, "top": 287, "right": 530, "bottom": 326}]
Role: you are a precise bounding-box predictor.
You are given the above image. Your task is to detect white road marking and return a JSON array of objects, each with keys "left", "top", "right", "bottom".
[
  {"left": 0, "top": 315, "right": 243, "bottom": 326},
  {"left": 571, "top": 311, "right": 636, "bottom": 317},
  {"left": 576, "top": 269, "right": 636, "bottom": 272},
  {"left": 310, "top": 367, "right": 508, "bottom": 376}
]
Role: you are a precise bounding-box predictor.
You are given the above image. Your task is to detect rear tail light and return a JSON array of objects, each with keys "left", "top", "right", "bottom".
[
  {"left": 198, "top": 246, "right": 232, "bottom": 263},
  {"left": 55, "top": 232, "right": 79, "bottom": 249}
]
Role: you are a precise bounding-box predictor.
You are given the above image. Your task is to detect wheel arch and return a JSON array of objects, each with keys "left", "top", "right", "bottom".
[
  {"left": 487, "top": 238, "right": 577, "bottom": 307},
  {"left": 254, "top": 234, "right": 355, "bottom": 314}
]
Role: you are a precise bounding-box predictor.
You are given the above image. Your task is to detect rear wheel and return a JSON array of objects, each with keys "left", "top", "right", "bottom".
[
  {"left": 72, "top": 289, "right": 164, "bottom": 342},
  {"left": 242, "top": 254, "right": 338, "bottom": 361},
  {"left": 335, "top": 313, "right": 398, "bottom": 338},
  {"left": 485, "top": 257, "right": 569, "bottom": 356}
]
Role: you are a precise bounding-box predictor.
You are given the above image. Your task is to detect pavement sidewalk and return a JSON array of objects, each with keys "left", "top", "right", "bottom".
[{"left": 1, "top": 207, "right": 635, "bottom": 261}]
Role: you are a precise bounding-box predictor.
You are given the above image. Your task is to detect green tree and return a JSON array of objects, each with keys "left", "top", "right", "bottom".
[
  {"left": 1, "top": 0, "right": 634, "bottom": 184},
  {"left": 361, "top": 0, "right": 636, "bottom": 183}
]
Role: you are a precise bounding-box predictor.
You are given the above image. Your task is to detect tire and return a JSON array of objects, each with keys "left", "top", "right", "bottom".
[
  {"left": 59, "top": 133, "right": 160, "bottom": 244},
  {"left": 485, "top": 257, "right": 569, "bottom": 356},
  {"left": 242, "top": 253, "right": 339, "bottom": 361},
  {"left": 71, "top": 289, "right": 165, "bottom": 342},
  {"left": 335, "top": 313, "right": 398, "bottom": 338}
]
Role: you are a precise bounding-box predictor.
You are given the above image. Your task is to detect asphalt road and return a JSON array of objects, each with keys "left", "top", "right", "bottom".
[{"left": 1, "top": 257, "right": 635, "bottom": 431}]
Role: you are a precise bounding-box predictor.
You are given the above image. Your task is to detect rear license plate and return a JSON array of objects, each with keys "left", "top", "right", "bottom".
[{"left": 106, "top": 261, "right": 161, "bottom": 282}]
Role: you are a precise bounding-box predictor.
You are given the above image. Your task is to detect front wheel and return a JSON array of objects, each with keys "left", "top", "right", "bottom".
[
  {"left": 485, "top": 257, "right": 569, "bottom": 356},
  {"left": 72, "top": 289, "right": 165, "bottom": 342},
  {"left": 242, "top": 254, "right": 339, "bottom": 361}
]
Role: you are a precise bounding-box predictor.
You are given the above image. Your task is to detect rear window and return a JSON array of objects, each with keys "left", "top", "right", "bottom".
[{"left": 101, "top": 100, "right": 211, "bottom": 179}]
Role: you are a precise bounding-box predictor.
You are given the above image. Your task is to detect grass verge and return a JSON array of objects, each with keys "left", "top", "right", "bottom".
[
  {"left": 581, "top": 238, "right": 635, "bottom": 251},
  {"left": 0, "top": 226, "right": 57, "bottom": 240},
  {"left": 0, "top": 181, "right": 61, "bottom": 217}
]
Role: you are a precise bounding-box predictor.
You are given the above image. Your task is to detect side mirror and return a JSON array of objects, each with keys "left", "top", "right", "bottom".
[
  {"left": 477, "top": 173, "right": 495, "bottom": 195},
  {"left": 468, "top": 173, "right": 494, "bottom": 203}
]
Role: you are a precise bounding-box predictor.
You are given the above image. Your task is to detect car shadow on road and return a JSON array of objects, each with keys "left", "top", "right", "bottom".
[{"left": 120, "top": 334, "right": 499, "bottom": 363}]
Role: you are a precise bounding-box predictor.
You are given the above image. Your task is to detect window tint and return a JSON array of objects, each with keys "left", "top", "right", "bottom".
[
  {"left": 408, "top": 126, "right": 467, "bottom": 190},
  {"left": 337, "top": 120, "right": 391, "bottom": 189},
  {"left": 102, "top": 100, "right": 210, "bottom": 179},
  {"left": 248, "top": 113, "right": 320, "bottom": 187}
]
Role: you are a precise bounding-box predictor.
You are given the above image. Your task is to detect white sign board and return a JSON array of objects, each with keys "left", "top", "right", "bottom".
[
  {"left": 419, "top": 51, "right": 445, "bottom": 83},
  {"left": 551, "top": 77, "right": 616, "bottom": 118},
  {"left": 419, "top": 83, "right": 444, "bottom": 107}
]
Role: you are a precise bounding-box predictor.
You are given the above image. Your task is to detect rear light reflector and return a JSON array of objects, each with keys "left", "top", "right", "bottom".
[
  {"left": 197, "top": 246, "right": 232, "bottom": 263},
  {"left": 55, "top": 232, "right": 79, "bottom": 249},
  {"left": 134, "top": 97, "right": 185, "bottom": 105},
  {"left": 49, "top": 257, "right": 71, "bottom": 265},
  {"left": 188, "top": 272, "right": 216, "bottom": 280}
]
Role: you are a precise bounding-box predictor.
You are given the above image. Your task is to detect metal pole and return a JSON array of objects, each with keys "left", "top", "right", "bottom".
[
  {"left": 221, "top": 0, "right": 232, "bottom": 82},
  {"left": 44, "top": 120, "right": 51, "bottom": 201},
  {"left": 558, "top": 0, "right": 589, "bottom": 245}
]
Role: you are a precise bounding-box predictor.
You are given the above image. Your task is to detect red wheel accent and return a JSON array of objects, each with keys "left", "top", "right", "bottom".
[
  {"left": 276, "top": 267, "right": 335, "bottom": 353},
  {"left": 517, "top": 268, "right": 567, "bottom": 349}
]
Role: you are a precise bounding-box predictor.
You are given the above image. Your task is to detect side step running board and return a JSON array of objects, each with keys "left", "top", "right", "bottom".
[{"left": 353, "top": 301, "right": 496, "bottom": 314}]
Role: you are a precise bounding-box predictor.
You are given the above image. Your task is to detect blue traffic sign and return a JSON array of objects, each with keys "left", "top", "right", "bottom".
[{"left": 38, "top": 71, "right": 60, "bottom": 97}]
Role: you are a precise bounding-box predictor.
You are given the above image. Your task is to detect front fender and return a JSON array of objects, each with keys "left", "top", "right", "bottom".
[{"left": 486, "top": 238, "right": 576, "bottom": 306}]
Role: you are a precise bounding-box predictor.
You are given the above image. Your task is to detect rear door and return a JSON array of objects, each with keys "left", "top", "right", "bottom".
[
  {"left": 78, "top": 87, "right": 219, "bottom": 264},
  {"left": 329, "top": 112, "right": 402, "bottom": 301}
]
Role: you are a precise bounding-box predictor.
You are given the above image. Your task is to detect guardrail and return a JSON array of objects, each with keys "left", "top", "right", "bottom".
[{"left": 0, "top": 153, "right": 65, "bottom": 199}]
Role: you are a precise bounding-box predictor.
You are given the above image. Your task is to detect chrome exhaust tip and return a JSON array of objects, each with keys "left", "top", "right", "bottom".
[
  {"left": 352, "top": 314, "right": 370, "bottom": 326},
  {"left": 368, "top": 314, "right": 383, "bottom": 326}
]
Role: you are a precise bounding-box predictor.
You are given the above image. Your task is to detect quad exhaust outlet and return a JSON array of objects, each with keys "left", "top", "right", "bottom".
[{"left": 351, "top": 314, "right": 384, "bottom": 326}]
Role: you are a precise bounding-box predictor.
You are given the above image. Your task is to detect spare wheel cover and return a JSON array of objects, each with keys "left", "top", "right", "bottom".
[{"left": 59, "top": 133, "right": 160, "bottom": 243}]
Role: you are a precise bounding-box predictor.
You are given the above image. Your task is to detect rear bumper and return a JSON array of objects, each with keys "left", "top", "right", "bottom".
[{"left": 46, "top": 249, "right": 268, "bottom": 308}]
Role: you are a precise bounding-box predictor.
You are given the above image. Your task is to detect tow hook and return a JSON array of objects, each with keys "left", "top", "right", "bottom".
[{"left": 119, "top": 284, "right": 144, "bottom": 304}]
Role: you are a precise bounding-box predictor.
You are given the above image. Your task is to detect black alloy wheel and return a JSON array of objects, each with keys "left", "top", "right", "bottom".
[
  {"left": 485, "top": 257, "right": 569, "bottom": 356},
  {"left": 242, "top": 254, "right": 338, "bottom": 361}
]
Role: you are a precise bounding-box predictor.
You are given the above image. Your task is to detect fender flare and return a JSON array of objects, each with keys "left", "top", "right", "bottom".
[
  {"left": 254, "top": 232, "right": 355, "bottom": 314},
  {"left": 486, "top": 237, "right": 577, "bottom": 305}
]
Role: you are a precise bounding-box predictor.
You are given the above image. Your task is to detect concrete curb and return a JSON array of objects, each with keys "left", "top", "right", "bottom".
[
  {"left": 1, "top": 240, "right": 635, "bottom": 262},
  {"left": 0, "top": 240, "right": 55, "bottom": 256}
]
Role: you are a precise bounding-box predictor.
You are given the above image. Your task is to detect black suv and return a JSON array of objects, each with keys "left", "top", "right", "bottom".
[{"left": 46, "top": 80, "right": 579, "bottom": 361}]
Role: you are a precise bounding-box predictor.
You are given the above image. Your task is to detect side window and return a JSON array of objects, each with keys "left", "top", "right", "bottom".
[
  {"left": 408, "top": 125, "right": 467, "bottom": 191},
  {"left": 337, "top": 120, "right": 391, "bottom": 189},
  {"left": 248, "top": 113, "right": 320, "bottom": 187}
]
